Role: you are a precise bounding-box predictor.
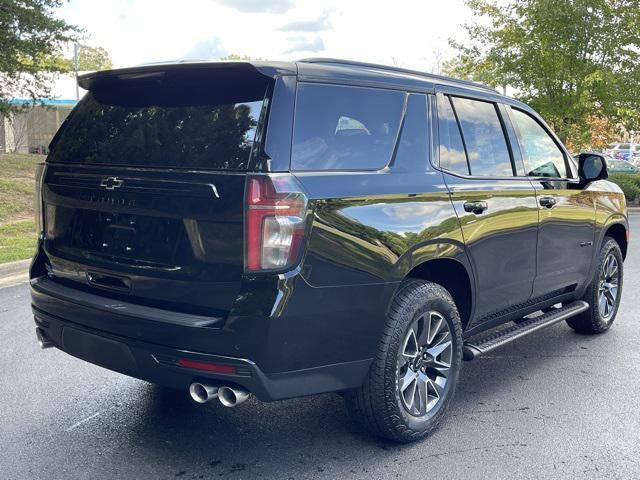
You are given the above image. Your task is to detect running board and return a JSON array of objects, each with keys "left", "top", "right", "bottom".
[{"left": 463, "top": 300, "right": 589, "bottom": 361}]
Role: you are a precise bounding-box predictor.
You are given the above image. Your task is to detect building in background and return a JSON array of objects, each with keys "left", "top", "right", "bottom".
[
  {"left": 0, "top": 74, "right": 83, "bottom": 154},
  {"left": 1, "top": 99, "right": 77, "bottom": 154}
]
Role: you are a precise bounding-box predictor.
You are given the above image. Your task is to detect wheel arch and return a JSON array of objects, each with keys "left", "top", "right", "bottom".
[
  {"left": 603, "top": 221, "right": 628, "bottom": 260},
  {"left": 404, "top": 257, "right": 474, "bottom": 330}
]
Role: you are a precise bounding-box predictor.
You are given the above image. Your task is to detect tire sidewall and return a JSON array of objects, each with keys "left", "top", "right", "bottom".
[
  {"left": 586, "top": 238, "right": 624, "bottom": 331},
  {"left": 386, "top": 283, "right": 463, "bottom": 435}
]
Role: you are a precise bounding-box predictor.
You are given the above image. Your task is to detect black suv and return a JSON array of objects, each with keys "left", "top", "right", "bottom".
[{"left": 30, "top": 59, "right": 628, "bottom": 442}]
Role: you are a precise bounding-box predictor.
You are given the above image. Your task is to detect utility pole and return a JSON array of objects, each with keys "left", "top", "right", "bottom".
[{"left": 73, "top": 43, "right": 79, "bottom": 101}]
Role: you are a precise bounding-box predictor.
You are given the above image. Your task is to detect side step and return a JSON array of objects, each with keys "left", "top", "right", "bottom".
[{"left": 463, "top": 300, "right": 589, "bottom": 361}]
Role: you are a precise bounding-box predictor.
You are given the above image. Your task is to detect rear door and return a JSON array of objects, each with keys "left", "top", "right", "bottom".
[
  {"left": 506, "top": 106, "right": 595, "bottom": 297},
  {"left": 436, "top": 92, "right": 539, "bottom": 325},
  {"left": 40, "top": 65, "right": 278, "bottom": 316}
]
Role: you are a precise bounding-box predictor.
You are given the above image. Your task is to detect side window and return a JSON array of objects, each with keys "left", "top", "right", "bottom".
[
  {"left": 291, "top": 83, "right": 404, "bottom": 171},
  {"left": 437, "top": 96, "right": 469, "bottom": 175},
  {"left": 451, "top": 97, "right": 514, "bottom": 176},
  {"left": 510, "top": 108, "right": 567, "bottom": 178}
]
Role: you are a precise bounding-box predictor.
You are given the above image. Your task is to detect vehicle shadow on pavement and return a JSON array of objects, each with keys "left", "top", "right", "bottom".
[{"left": 114, "top": 322, "right": 608, "bottom": 479}]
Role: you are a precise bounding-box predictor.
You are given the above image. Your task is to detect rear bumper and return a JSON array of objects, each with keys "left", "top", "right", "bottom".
[
  {"left": 30, "top": 275, "right": 396, "bottom": 400},
  {"left": 32, "top": 305, "right": 371, "bottom": 401}
]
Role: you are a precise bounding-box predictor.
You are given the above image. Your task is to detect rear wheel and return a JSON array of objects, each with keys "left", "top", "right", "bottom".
[
  {"left": 345, "top": 280, "right": 463, "bottom": 442},
  {"left": 567, "top": 237, "right": 623, "bottom": 334}
]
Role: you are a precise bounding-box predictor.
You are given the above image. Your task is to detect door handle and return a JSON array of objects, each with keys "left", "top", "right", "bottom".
[
  {"left": 539, "top": 196, "right": 557, "bottom": 208},
  {"left": 463, "top": 201, "right": 489, "bottom": 214}
]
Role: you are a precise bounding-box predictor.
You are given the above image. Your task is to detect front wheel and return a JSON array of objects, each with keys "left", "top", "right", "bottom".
[
  {"left": 567, "top": 237, "right": 623, "bottom": 334},
  {"left": 345, "top": 280, "right": 463, "bottom": 443}
]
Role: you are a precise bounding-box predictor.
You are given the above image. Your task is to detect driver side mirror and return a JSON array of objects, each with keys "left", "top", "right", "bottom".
[{"left": 578, "top": 152, "right": 608, "bottom": 182}]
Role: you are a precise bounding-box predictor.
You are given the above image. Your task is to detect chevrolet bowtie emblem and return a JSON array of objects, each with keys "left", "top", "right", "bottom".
[{"left": 100, "top": 177, "right": 124, "bottom": 190}]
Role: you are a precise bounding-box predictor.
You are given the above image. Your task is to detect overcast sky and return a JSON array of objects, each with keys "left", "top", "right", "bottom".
[
  {"left": 57, "top": 0, "right": 472, "bottom": 71},
  {"left": 49, "top": 0, "right": 474, "bottom": 99}
]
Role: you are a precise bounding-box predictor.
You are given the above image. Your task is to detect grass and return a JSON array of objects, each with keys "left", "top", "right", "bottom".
[
  {"left": 0, "top": 153, "right": 42, "bottom": 264},
  {"left": 0, "top": 219, "right": 36, "bottom": 263}
]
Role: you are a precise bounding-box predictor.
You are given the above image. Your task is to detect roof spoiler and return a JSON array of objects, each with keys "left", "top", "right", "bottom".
[{"left": 78, "top": 60, "right": 296, "bottom": 91}]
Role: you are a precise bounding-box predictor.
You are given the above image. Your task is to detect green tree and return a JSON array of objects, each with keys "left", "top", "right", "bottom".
[
  {"left": 76, "top": 45, "right": 112, "bottom": 71},
  {"left": 219, "top": 54, "right": 253, "bottom": 61},
  {"left": 444, "top": 0, "right": 640, "bottom": 148},
  {"left": 219, "top": 54, "right": 266, "bottom": 61},
  {"left": 0, "top": 0, "right": 78, "bottom": 114}
]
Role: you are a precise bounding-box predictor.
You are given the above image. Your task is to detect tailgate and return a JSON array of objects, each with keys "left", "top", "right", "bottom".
[{"left": 42, "top": 165, "right": 246, "bottom": 315}]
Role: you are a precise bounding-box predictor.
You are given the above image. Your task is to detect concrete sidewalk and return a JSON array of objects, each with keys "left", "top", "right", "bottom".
[{"left": 0, "top": 259, "right": 30, "bottom": 288}]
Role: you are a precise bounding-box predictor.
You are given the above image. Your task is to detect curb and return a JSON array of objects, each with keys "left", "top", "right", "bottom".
[{"left": 0, "top": 259, "right": 30, "bottom": 288}]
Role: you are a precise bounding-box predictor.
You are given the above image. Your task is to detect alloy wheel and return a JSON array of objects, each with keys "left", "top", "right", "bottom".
[
  {"left": 598, "top": 253, "right": 620, "bottom": 321},
  {"left": 397, "top": 311, "right": 453, "bottom": 417}
]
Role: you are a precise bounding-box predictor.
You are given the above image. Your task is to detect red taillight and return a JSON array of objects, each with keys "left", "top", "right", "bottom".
[
  {"left": 176, "top": 359, "right": 237, "bottom": 375},
  {"left": 245, "top": 175, "right": 308, "bottom": 272},
  {"left": 35, "top": 163, "right": 46, "bottom": 234}
]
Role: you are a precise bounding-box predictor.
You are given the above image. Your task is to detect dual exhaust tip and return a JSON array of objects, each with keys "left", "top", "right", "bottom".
[
  {"left": 189, "top": 382, "right": 250, "bottom": 407},
  {"left": 36, "top": 328, "right": 53, "bottom": 349}
]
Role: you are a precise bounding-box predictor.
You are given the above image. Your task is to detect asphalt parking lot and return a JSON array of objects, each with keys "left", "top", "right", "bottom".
[{"left": 2, "top": 214, "right": 640, "bottom": 480}]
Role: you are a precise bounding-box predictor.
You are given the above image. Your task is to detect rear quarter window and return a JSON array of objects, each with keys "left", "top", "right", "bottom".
[{"left": 291, "top": 83, "right": 405, "bottom": 171}]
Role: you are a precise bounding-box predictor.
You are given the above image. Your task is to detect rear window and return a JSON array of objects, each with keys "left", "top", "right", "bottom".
[
  {"left": 292, "top": 83, "right": 404, "bottom": 171},
  {"left": 48, "top": 68, "right": 270, "bottom": 170}
]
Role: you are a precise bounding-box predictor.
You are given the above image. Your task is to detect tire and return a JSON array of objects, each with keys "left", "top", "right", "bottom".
[
  {"left": 567, "top": 236, "right": 623, "bottom": 334},
  {"left": 345, "top": 279, "right": 463, "bottom": 443}
]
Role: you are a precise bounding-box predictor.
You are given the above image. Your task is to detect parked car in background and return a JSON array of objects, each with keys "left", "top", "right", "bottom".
[
  {"left": 606, "top": 143, "right": 640, "bottom": 163},
  {"left": 29, "top": 59, "right": 629, "bottom": 443},
  {"left": 605, "top": 155, "right": 640, "bottom": 174}
]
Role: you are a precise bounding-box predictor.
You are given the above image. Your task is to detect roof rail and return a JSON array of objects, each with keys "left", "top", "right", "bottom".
[{"left": 298, "top": 57, "right": 498, "bottom": 94}]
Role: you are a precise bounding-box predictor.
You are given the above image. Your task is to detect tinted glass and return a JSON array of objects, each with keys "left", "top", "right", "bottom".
[
  {"left": 292, "top": 83, "right": 404, "bottom": 171},
  {"left": 451, "top": 97, "right": 513, "bottom": 176},
  {"left": 394, "top": 94, "right": 430, "bottom": 171},
  {"left": 437, "top": 96, "right": 468, "bottom": 175},
  {"left": 49, "top": 70, "right": 268, "bottom": 170},
  {"left": 511, "top": 108, "right": 567, "bottom": 178}
]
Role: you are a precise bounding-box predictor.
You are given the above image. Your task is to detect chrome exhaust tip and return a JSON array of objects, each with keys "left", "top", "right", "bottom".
[
  {"left": 218, "top": 386, "right": 250, "bottom": 407},
  {"left": 36, "top": 328, "right": 53, "bottom": 349},
  {"left": 189, "top": 382, "right": 219, "bottom": 403}
]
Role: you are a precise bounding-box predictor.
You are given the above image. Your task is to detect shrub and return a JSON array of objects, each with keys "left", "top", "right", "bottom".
[{"left": 608, "top": 173, "right": 640, "bottom": 203}]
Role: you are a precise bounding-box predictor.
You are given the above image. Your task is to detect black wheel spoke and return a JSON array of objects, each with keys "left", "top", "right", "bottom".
[
  {"left": 416, "top": 375, "right": 428, "bottom": 415},
  {"left": 416, "top": 314, "right": 430, "bottom": 346},
  {"left": 401, "top": 328, "right": 419, "bottom": 362}
]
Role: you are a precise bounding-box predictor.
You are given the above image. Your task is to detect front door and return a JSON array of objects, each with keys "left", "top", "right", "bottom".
[
  {"left": 506, "top": 107, "right": 596, "bottom": 297},
  {"left": 436, "top": 93, "right": 539, "bottom": 324}
]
